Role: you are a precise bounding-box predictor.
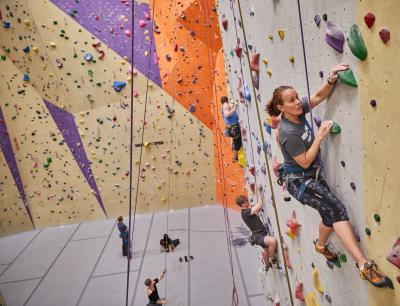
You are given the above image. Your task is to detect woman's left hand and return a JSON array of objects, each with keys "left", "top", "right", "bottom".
[{"left": 329, "top": 63, "right": 349, "bottom": 83}]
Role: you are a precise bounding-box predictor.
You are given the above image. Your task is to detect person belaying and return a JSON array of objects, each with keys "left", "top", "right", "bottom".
[
  {"left": 221, "top": 95, "right": 242, "bottom": 162},
  {"left": 145, "top": 269, "right": 167, "bottom": 305},
  {"left": 117, "top": 216, "right": 126, "bottom": 233},
  {"left": 119, "top": 224, "right": 131, "bottom": 259},
  {"left": 160, "top": 233, "right": 180, "bottom": 253},
  {"left": 266, "top": 63, "right": 391, "bottom": 288},
  {"left": 236, "top": 185, "right": 278, "bottom": 272}
]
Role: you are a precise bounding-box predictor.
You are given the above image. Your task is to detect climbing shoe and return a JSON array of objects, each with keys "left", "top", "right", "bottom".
[
  {"left": 264, "top": 262, "right": 271, "bottom": 273},
  {"left": 313, "top": 239, "right": 338, "bottom": 262},
  {"left": 358, "top": 261, "right": 388, "bottom": 288}
]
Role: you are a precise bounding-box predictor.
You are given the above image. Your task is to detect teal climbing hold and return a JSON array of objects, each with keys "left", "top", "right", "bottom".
[
  {"left": 330, "top": 121, "right": 341, "bottom": 133},
  {"left": 338, "top": 69, "right": 358, "bottom": 87},
  {"left": 347, "top": 24, "right": 368, "bottom": 61}
]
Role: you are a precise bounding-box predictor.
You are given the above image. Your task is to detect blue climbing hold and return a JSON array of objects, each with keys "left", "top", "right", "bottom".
[
  {"left": 113, "top": 81, "right": 126, "bottom": 92},
  {"left": 84, "top": 53, "right": 94, "bottom": 62},
  {"left": 23, "top": 73, "right": 30, "bottom": 82},
  {"left": 22, "top": 46, "right": 30, "bottom": 53},
  {"left": 189, "top": 104, "right": 196, "bottom": 113},
  {"left": 3, "top": 21, "right": 11, "bottom": 29},
  {"left": 263, "top": 122, "right": 272, "bottom": 135},
  {"left": 244, "top": 84, "right": 251, "bottom": 102}
]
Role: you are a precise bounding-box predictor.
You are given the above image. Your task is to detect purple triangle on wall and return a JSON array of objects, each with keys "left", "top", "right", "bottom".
[
  {"left": 44, "top": 100, "right": 107, "bottom": 216},
  {"left": 0, "top": 106, "right": 34, "bottom": 227}
]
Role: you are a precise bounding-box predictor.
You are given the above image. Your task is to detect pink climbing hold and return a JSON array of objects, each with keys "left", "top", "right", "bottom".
[
  {"left": 295, "top": 281, "right": 305, "bottom": 302},
  {"left": 139, "top": 20, "right": 147, "bottom": 28},
  {"left": 124, "top": 30, "right": 131, "bottom": 37},
  {"left": 221, "top": 14, "right": 228, "bottom": 31},
  {"left": 325, "top": 21, "right": 345, "bottom": 53},
  {"left": 249, "top": 183, "right": 255, "bottom": 193},
  {"left": 379, "top": 27, "right": 391, "bottom": 44},
  {"left": 364, "top": 12, "right": 375, "bottom": 28},
  {"left": 386, "top": 238, "right": 400, "bottom": 269},
  {"left": 250, "top": 53, "right": 260, "bottom": 72},
  {"left": 144, "top": 13, "right": 151, "bottom": 20},
  {"left": 133, "top": 89, "right": 139, "bottom": 97}
]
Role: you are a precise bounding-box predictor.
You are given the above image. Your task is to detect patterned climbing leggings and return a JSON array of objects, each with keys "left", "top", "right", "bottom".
[{"left": 287, "top": 179, "right": 349, "bottom": 227}]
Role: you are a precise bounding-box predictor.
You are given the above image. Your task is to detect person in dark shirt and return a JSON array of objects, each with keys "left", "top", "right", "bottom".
[
  {"left": 119, "top": 224, "right": 131, "bottom": 259},
  {"left": 236, "top": 185, "right": 278, "bottom": 272},
  {"left": 117, "top": 216, "right": 126, "bottom": 234},
  {"left": 160, "top": 234, "right": 180, "bottom": 253},
  {"left": 144, "top": 269, "right": 167, "bottom": 305}
]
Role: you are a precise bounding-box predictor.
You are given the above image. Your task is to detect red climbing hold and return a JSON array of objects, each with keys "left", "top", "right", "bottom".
[
  {"left": 270, "top": 116, "right": 280, "bottom": 129},
  {"left": 364, "top": 12, "right": 375, "bottom": 28},
  {"left": 221, "top": 14, "right": 228, "bottom": 31},
  {"left": 379, "top": 27, "right": 391, "bottom": 44},
  {"left": 295, "top": 281, "right": 305, "bottom": 302},
  {"left": 249, "top": 183, "right": 255, "bottom": 193},
  {"left": 250, "top": 53, "right": 260, "bottom": 72},
  {"left": 234, "top": 46, "right": 242, "bottom": 57},
  {"left": 249, "top": 166, "right": 255, "bottom": 176}
]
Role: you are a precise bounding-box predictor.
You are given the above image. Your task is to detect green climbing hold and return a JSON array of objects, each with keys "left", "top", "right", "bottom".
[
  {"left": 47, "top": 157, "right": 52, "bottom": 163},
  {"left": 365, "top": 227, "right": 371, "bottom": 236},
  {"left": 88, "top": 69, "right": 93, "bottom": 77},
  {"left": 338, "top": 69, "right": 358, "bottom": 87},
  {"left": 229, "top": 50, "right": 234, "bottom": 57},
  {"left": 339, "top": 253, "right": 347, "bottom": 263},
  {"left": 330, "top": 121, "right": 341, "bottom": 133},
  {"left": 332, "top": 257, "right": 341, "bottom": 268},
  {"left": 43, "top": 162, "right": 49, "bottom": 169},
  {"left": 1, "top": 55, "right": 6, "bottom": 61},
  {"left": 347, "top": 24, "right": 368, "bottom": 61},
  {"left": 374, "top": 213, "right": 381, "bottom": 222}
]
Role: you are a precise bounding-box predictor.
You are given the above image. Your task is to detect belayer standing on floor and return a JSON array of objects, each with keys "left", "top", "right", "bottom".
[
  {"left": 221, "top": 95, "right": 242, "bottom": 162},
  {"left": 117, "top": 216, "right": 126, "bottom": 234},
  {"left": 160, "top": 233, "right": 180, "bottom": 253},
  {"left": 266, "top": 63, "right": 391, "bottom": 287},
  {"left": 119, "top": 224, "right": 131, "bottom": 259},
  {"left": 236, "top": 185, "right": 278, "bottom": 272},
  {"left": 145, "top": 269, "right": 167, "bottom": 305}
]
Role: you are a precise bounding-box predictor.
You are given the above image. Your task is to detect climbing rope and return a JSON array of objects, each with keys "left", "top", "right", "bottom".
[
  {"left": 126, "top": 0, "right": 158, "bottom": 305},
  {"left": 201, "top": 1, "right": 238, "bottom": 305},
  {"left": 234, "top": 0, "right": 295, "bottom": 305}
]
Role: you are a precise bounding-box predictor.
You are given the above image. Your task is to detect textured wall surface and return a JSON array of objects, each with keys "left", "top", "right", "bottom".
[
  {"left": 0, "top": 0, "right": 246, "bottom": 235},
  {"left": 218, "top": 0, "right": 399, "bottom": 305}
]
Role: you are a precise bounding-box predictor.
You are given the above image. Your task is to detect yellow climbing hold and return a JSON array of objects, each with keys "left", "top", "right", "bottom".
[
  {"left": 32, "top": 46, "right": 39, "bottom": 52},
  {"left": 49, "top": 42, "right": 57, "bottom": 48},
  {"left": 144, "top": 142, "right": 150, "bottom": 148},
  {"left": 24, "top": 19, "right": 31, "bottom": 26},
  {"left": 312, "top": 267, "right": 324, "bottom": 294},
  {"left": 144, "top": 51, "right": 149, "bottom": 56},
  {"left": 278, "top": 30, "right": 285, "bottom": 40},
  {"left": 268, "top": 34, "right": 273, "bottom": 40},
  {"left": 262, "top": 58, "right": 269, "bottom": 65},
  {"left": 135, "top": 160, "right": 139, "bottom": 164},
  {"left": 305, "top": 292, "right": 320, "bottom": 306},
  {"left": 120, "top": 60, "right": 126, "bottom": 65},
  {"left": 267, "top": 69, "right": 272, "bottom": 77},
  {"left": 289, "top": 56, "right": 295, "bottom": 63},
  {"left": 48, "top": 72, "right": 54, "bottom": 77},
  {"left": 161, "top": 197, "right": 167, "bottom": 203},
  {"left": 238, "top": 147, "right": 246, "bottom": 168},
  {"left": 285, "top": 228, "right": 296, "bottom": 240}
]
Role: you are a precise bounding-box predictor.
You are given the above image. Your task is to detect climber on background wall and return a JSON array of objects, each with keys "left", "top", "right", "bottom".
[
  {"left": 221, "top": 95, "right": 242, "bottom": 162},
  {"left": 236, "top": 185, "right": 279, "bottom": 272},
  {"left": 266, "top": 63, "right": 391, "bottom": 288}
]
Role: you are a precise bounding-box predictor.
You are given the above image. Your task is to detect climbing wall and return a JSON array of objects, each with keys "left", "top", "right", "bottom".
[
  {"left": 218, "top": 0, "right": 399, "bottom": 305},
  {"left": 0, "top": 0, "right": 246, "bottom": 236}
]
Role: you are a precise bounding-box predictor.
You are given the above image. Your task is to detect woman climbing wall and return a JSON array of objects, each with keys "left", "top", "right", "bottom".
[{"left": 266, "top": 63, "right": 393, "bottom": 289}]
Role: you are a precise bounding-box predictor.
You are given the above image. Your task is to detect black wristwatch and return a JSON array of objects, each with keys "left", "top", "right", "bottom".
[{"left": 327, "top": 75, "right": 337, "bottom": 85}]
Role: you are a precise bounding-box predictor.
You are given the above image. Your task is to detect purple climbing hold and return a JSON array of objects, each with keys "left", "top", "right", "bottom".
[
  {"left": 252, "top": 72, "right": 259, "bottom": 90},
  {"left": 314, "top": 115, "right": 322, "bottom": 127},
  {"left": 326, "top": 260, "right": 334, "bottom": 270},
  {"left": 350, "top": 182, "right": 356, "bottom": 190},
  {"left": 325, "top": 21, "right": 345, "bottom": 53},
  {"left": 314, "top": 15, "right": 321, "bottom": 27},
  {"left": 370, "top": 99, "right": 377, "bottom": 108},
  {"left": 319, "top": 71, "right": 324, "bottom": 78}
]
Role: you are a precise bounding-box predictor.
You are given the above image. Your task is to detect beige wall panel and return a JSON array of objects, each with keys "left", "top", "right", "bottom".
[
  {"left": 357, "top": 0, "right": 400, "bottom": 303},
  {"left": 0, "top": 58, "right": 106, "bottom": 228},
  {"left": 0, "top": 152, "right": 33, "bottom": 236}
]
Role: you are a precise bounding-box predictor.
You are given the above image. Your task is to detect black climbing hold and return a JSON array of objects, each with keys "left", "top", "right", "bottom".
[
  {"left": 311, "top": 262, "right": 315, "bottom": 269},
  {"left": 370, "top": 99, "right": 377, "bottom": 107},
  {"left": 184, "top": 256, "right": 188, "bottom": 262},
  {"left": 190, "top": 255, "right": 194, "bottom": 260},
  {"left": 319, "top": 71, "right": 324, "bottom": 78},
  {"left": 179, "top": 257, "right": 183, "bottom": 262},
  {"left": 374, "top": 213, "right": 380, "bottom": 222},
  {"left": 365, "top": 228, "right": 371, "bottom": 236},
  {"left": 322, "top": 13, "right": 328, "bottom": 21},
  {"left": 284, "top": 197, "right": 291, "bottom": 202},
  {"left": 350, "top": 182, "right": 356, "bottom": 190},
  {"left": 341, "top": 161, "right": 345, "bottom": 167},
  {"left": 325, "top": 294, "right": 332, "bottom": 303}
]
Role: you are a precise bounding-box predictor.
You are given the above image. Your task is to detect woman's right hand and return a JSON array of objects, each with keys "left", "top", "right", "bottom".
[{"left": 316, "top": 120, "right": 333, "bottom": 140}]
